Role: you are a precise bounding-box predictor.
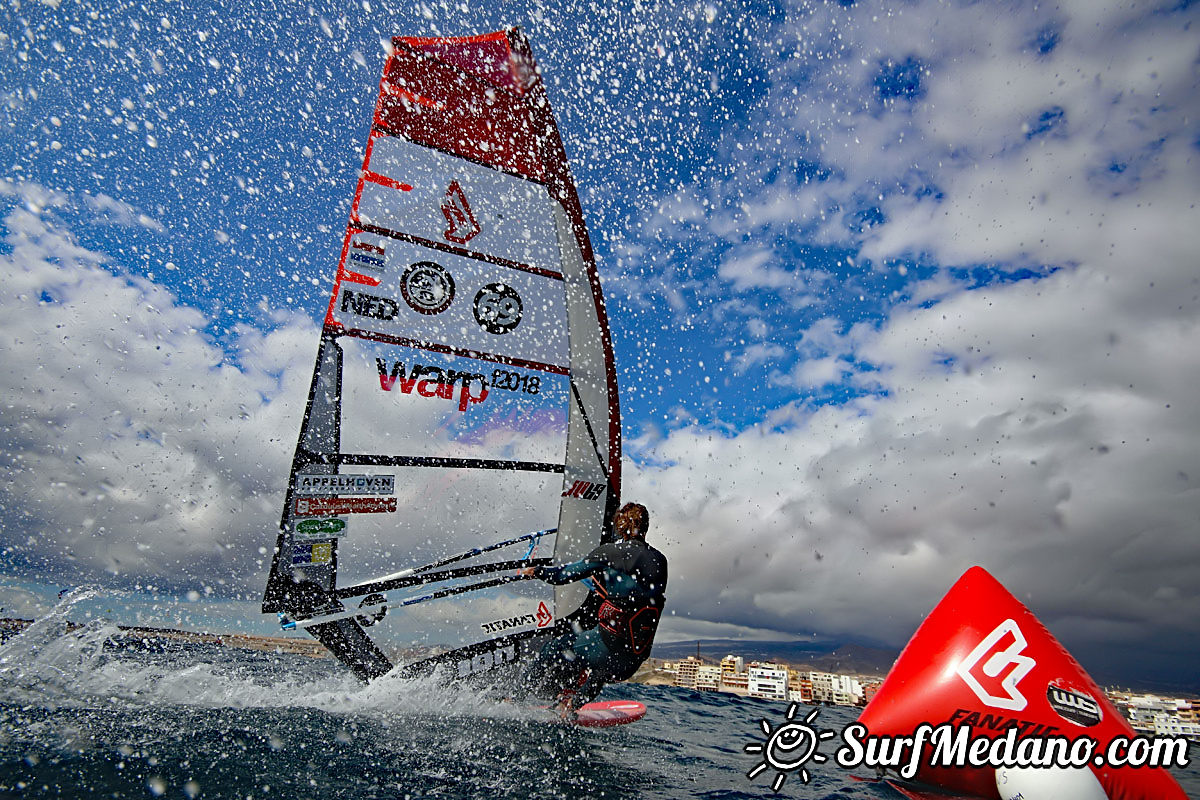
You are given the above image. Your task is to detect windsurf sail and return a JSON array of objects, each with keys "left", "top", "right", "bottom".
[{"left": 261, "top": 29, "right": 621, "bottom": 686}]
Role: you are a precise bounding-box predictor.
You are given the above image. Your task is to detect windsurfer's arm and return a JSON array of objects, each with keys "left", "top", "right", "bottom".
[{"left": 520, "top": 559, "right": 603, "bottom": 585}]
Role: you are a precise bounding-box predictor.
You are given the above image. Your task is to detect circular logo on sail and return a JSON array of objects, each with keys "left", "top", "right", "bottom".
[
  {"left": 473, "top": 282, "right": 523, "bottom": 334},
  {"left": 399, "top": 261, "right": 455, "bottom": 315}
]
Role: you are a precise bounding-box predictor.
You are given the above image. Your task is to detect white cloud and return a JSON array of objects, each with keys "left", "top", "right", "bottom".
[
  {"left": 717, "top": 247, "right": 792, "bottom": 290},
  {"left": 728, "top": 342, "right": 786, "bottom": 374},
  {"left": 638, "top": 256, "right": 1200, "bottom": 653},
  {"left": 632, "top": 261, "right": 1200, "bottom": 646},
  {"left": 0, "top": 180, "right": 315, "bottom": 594},
  {"left": 618, "top": 0, "right": 1200, "bottom": 670},
  {"left": 82, "top": 192, "right": 166, "bottom": 231},
  {"left": 655, "top": 614, "right": 808, "bottom": 645}
]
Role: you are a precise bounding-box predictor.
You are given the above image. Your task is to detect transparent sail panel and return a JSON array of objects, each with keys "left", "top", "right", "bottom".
[{"left": 338, "top": 337, "right": 568, "bottom": 462}]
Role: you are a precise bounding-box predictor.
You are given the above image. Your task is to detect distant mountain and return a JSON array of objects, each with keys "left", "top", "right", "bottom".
[
  {"left": 809, "top": 643, "right": 900, "bottom": 677},
  {"left": 651, "top": 638, "right": 834, "bottom": 663},
  {"left": 650, "top": 639, "right": 899, "bottom": 677}
]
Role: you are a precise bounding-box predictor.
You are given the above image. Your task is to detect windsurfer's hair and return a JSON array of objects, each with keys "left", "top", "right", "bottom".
[{"left": 618, "top": 502, "right": 649, "bottom": 538}]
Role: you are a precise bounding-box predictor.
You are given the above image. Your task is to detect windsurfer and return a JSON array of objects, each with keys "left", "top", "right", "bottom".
[{"left": 516, "top": 502, "right": 668, "bottom": 714}]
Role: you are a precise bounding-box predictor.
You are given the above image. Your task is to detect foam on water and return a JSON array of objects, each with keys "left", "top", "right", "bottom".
[
  {"left": 4, "top": 593, "right": 1197, "bottom": 799},
  {"left": 0, "top": 587, "right": 119, "bottom": 704},
  {"left": 0, "top": 589, "right": 540, "bottom": 725}
]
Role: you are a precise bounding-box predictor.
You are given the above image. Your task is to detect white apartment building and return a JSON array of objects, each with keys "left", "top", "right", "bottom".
[
  {"left": 1121, "top": 694, "right": 1181, "bottom": 731},
  {"left": 806, "top": 671, "right": 863, "bottom": 706},
  {"left": 748, "top": 662, "right": 788, "bottom": 701},
  {"left": 1154, "top": 713, "right": 1200, "bottom": 741},
  {"left": 696, "top": 665, "right": 722, "bottom": 691}
]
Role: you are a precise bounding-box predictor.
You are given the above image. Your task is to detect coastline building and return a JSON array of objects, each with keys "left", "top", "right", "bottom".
[
  {"left": 696, "top": 665, "right": 722, "bottom": 691},
  {"left": 674, "top": 656, "right": 703, "bottom": 689},
  {"left": 835, "top": 675, "right": 863, "bottom": 706},
  {"left": 788, "top": 670, "right": 813, "bottom": 704},
  {"left": 1112, "top": 693, "right": 1200, "bottom": 740},
  {"left": 656, "top": 646, "right": 1197, "bottom": 724},
  {"left": 1154, "top": 713, "right": 1200, "bottom": 742},
  {"left": 661, "top": 651, "right": 872, "bottom": 708},
  {"left": 1116, "top": 693, "right": 1181, "bottom": 732},
  {"left": 719, "top": 654, "right": 748, "bottom": 694},
  {"left": 807, "top": 670, "right": 863, "bottom": 705},
  {"left": 720, "top": 671, "right": 749, "bottom": 696},
  {"left": 747, "top": 662, "right": 788, "bottom": 701},
  {"left": 806, "top": 671, "right": 864, "bottom": 705},
  {"left": 720, "top": 654, "right": 744, "bottom": 678},
  {"left": 808, "top": 671, "right": 834, "bottom": 704}
]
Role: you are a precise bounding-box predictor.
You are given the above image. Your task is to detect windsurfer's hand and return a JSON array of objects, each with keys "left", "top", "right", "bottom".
[{"left": 518, "top": 567, "right": 536, "bottom": 578}]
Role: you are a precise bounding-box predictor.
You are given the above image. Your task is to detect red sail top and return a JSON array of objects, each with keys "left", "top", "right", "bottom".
[
  {"left": 376, "top": 33, "right": 544, "bottom": 181},
  {"left": 398, "top": 32, "right": 529, "bottom": 94}
]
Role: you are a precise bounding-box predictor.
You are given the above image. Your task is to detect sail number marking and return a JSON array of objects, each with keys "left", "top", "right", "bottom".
[
  {"left": 473, "top": 283, "right": 523, "bottom": 334},
  {"left": 456, "top": 644, "right": 517, "bottom": 678}
]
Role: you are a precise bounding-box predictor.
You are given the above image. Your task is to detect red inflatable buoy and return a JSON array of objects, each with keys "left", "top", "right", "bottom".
[{"left": 857, "top": 566, "right": 1187, "bottom": 800}]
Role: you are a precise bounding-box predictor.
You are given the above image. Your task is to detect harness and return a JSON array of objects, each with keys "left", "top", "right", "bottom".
[{"left": 594, "top": 583, "right": 662, "bottom": 656}]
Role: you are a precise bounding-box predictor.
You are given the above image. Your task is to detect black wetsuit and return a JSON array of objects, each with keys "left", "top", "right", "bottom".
[{"left": 523, "top": 538, "right": 668, "bottom": 708}]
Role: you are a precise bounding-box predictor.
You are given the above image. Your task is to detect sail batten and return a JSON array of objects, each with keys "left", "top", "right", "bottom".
[
  {"left": 332, "top": 558, "right": 552, "bottom": 603},
  {"left": 295, "top": 450, "right": 565, "bottom": 473},
  {"left": 263, "top": 28, "right": 620, "bottom": 686},
  {"left": 322, "top": 328, "right": 573, "bottom": 376},
  {"left": 349, "top": 222, "right": 568, "bottom": 280}
]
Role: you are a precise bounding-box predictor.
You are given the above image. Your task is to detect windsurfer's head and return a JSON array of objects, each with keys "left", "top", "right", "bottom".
[{"left": 615, "top": 502, "right": 649, "bottom": 540}]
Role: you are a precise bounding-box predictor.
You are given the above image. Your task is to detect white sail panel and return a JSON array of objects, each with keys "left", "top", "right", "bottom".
[
  {"left": 331, "top": 464, "right": 560, "bottom": 598},
  {"left": 330, "top": 468, "right": 560, "bottom": 576},
  {"left": 550, "top": 202, "right": 617, "bottom": 617},
  {"left": 329, "top": 238, "right": 569, "bottom": 370},
  {"left": 366, "top": 583, "right": 560, "bottom": 668},
  {"left": 357, "top": 136, "right": 563, "bottom": 274}
]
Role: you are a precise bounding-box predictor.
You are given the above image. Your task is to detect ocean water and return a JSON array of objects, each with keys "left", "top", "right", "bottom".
[{"left": 2, "top": 597, "right": 1197, "bottom": 799}]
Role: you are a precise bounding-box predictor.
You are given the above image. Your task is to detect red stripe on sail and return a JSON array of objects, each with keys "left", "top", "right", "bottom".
[{"left": 362, "top": 169, "right": 413, "bottom": 193}]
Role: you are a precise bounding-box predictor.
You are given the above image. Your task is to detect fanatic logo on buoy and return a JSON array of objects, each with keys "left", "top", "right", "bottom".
[{"left": 955, "top": 619, "right": 1035, "bottom": 711}]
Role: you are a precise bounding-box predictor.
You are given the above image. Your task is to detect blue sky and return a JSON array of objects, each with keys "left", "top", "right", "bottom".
[{"left": 2, "top": 0, "right": 1199, "bottom": 688}]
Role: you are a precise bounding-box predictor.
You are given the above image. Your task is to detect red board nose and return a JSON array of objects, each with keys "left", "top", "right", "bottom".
[{"left": 857, "top": 566, "right": 1187, "bottom": 800}]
